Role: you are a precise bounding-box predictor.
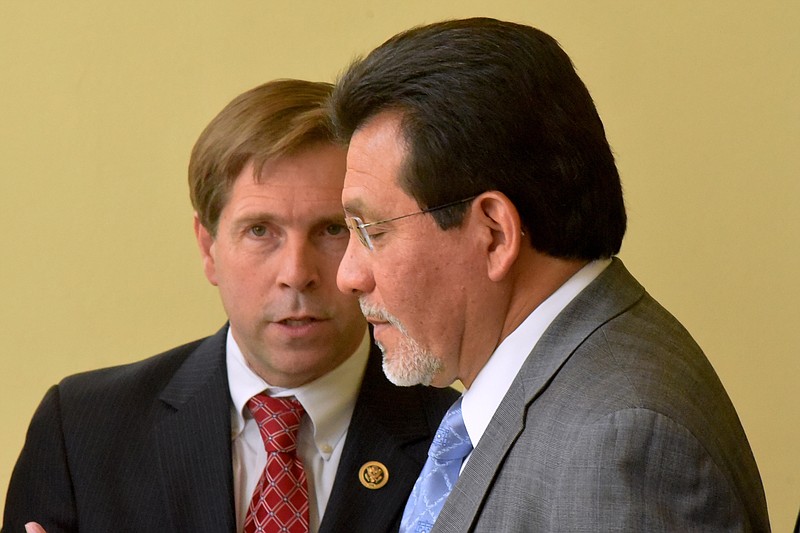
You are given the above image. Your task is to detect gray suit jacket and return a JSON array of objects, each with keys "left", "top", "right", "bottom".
[
  {"left": 433, "top": 259, "right": 770, "bottom": 532},
  {"left": 3, "top": 325, "right": 459, "bottom": 533}
]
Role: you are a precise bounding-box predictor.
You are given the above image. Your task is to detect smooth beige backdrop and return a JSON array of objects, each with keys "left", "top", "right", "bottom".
[{"left": 1, "top": 1, "right": 797, "bottom": 529}]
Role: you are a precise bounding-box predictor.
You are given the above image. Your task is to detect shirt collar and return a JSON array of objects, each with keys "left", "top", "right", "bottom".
[
  {"left": 461, "top": 259, "right": 611, "bottom": 447},
  {"left": 227, "top": 326, "right": 370, "bottom": 457}
]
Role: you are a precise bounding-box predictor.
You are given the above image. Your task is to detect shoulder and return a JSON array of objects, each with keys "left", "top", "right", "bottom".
[
  {"left": 22, "top": 330, "right": 229, "bottom": 460},
  {"left": 548, "top": 408, "right": 765, "bottom": 530},
  {"left": 57, "top": 336, "right": 209, "bottom": 402},
  {"left": 48, "top": 329, "right": 228, "bottom": 424}
]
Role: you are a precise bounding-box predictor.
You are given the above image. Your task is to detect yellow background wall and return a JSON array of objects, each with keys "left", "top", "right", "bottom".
[{"left": 1, "top": 1, "right": 797, "bottom": 529}]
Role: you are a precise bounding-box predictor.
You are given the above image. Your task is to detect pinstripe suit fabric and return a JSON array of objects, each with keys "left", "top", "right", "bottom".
[{"left": 2, "top": 326, "right": 459, "bottom": 533}]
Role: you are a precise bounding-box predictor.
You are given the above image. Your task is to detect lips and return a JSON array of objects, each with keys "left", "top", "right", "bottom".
[
  {"left": 364, "top": 316, "right": 387, "bottom": 327},
  {"left": 366, "top": 318, "right": 392, "bottom": 343},
  {"left": 277, "top": 316, "right": 323, "bottom": 326},
  {"left": 269, "top": 315, "right": 331, "bottom": 340}
]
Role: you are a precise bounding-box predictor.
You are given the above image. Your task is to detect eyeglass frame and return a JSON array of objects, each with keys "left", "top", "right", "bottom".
[{"left": 345, "top": 195, "right": 478, "bottom": 251}]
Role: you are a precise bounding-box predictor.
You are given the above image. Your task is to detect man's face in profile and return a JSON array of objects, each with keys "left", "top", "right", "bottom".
[{"left": 338, "top": 111, "right": 484, "bottom": 388}]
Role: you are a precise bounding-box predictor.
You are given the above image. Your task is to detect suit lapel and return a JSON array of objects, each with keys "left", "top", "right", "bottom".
[
  {"left": 515, "top": 258, "right": 644, "bottom": 401},
  {"left": 320, "top": 342, "right": 438, "bottom": 533},
  {"left": 433, "top": 382, "right": 527, "bottom": 533},
  {"left": 154, "top": 326, "right": 236, "bottom": 533},
  {"left": 434, "top": 259, "right": 646, "bottom": 532}
]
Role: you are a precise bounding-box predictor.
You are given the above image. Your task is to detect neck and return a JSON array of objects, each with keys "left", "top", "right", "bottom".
[
  {"left": 501, "top": 251, "right": 588, "bottom": 342},
  {"left": 457, "top": 250, "right": 588, "bottom": 389}
]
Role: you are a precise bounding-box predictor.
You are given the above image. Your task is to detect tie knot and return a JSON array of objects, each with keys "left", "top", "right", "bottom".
[
  {"left": 247, "top": 393, "right": 305, "bottom": 453},
  {"left": 429, "top": 398, "right": 472, "bottom": 461}
]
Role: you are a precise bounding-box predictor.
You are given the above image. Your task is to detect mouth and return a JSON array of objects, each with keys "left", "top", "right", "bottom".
[
  {"left": 364, "top": 316, "right": 388, "bottom": 327},
  {"left": 276, "top": 316, "right": 324, "bottom": 327},
  {"left": 269, "top": 315, "right": 331, "bottom": 340},
  {"left": 359, "top": 300, "right": 398, "bottom": 334},
  {"left": 362, "top": 313, "right": 397, "bottom": 342}
]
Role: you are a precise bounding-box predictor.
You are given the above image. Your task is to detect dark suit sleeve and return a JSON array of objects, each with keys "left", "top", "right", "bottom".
[{"left": 3, "top": 385, "right": 78, "bottom": 533}]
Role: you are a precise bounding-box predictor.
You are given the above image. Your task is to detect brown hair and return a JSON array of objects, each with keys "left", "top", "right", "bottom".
[{"left": 189, "top": 79, "right": 335, "bottom": 235}]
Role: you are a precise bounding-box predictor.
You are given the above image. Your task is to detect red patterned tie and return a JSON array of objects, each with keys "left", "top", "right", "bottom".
[{"left": 244, "top": 393, "right": 309, "bottom": 533}]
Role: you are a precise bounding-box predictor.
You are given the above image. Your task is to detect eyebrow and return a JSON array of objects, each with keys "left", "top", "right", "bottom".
[
  {"left": 342, "top": 198, "right": 370, "bottom": 218},
  {"left": 230, "top": 211, "right": 278, "bottom": 226},
  {"left": 233, "top": 210, "right": 346, "bottom": 229}
]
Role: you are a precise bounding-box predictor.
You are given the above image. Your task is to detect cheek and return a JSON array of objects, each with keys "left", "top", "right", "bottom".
[
  {"left": 379, "top": 258, "right": 442, "bottom": 324},
  {"left": 218, "top": 254, "right": 271, "bottom": 298},
  {"left": 397, "top": 250, "right": 472, "bottom": 332},
  {"left": 320, "top": 248, "right": 346, "bottom": 278}
]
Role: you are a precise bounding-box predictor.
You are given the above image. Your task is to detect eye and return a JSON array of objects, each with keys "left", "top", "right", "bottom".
[
  {"left": 326, "top": 223, "right": 347, "bottom": 236},
  {"left": 363, "top": 223, "right": 387, "bottom": 239},
  {"left": 249, "top": 225, "right": 267, "bottom": 237}
]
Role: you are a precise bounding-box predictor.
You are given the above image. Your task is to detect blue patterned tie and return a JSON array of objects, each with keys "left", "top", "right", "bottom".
[{"left": 400, "top": 397, "right": 473, "bottom": 533}]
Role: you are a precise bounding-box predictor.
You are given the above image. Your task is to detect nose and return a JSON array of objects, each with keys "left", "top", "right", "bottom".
[
  {"left": 276, "top": 236, "right": 320, "bottom": 291},
  {"left": 337, "top": 234, "right": 375, "bottom": 295}
]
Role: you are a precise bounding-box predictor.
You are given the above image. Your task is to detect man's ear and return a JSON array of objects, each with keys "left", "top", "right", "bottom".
[
  {"left": 471, "top": 192, "right": 522, "bottom": 282},
  {"left": 193, "top": 213, "right": 219, "bottom": 286}
]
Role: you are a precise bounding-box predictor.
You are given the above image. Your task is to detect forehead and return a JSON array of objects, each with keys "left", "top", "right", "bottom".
[
  {"left": 226, "top": 144, "right": 347, "bottom": 217},
  {"left": 342, "top": 111, "right": 415, "bottom": 216}
]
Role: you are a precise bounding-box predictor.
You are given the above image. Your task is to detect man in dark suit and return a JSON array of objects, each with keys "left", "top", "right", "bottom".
[
  {"left": 2, "top": 79, "right": 458, "bottom": 533},
  {"left": 330, "top": 18, "right": 771, "bottom": 531}
]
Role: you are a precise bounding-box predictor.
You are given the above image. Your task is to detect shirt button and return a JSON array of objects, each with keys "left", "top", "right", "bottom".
[{"left": 321, "top": 443, "right": 333, "bottom": 454}]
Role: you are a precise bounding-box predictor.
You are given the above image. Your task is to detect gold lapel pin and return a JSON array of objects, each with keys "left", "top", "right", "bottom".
[{"left": 358, "top": 461, "right": 389, "bottom": 489}]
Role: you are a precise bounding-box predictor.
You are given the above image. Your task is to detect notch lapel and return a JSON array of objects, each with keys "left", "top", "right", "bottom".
[
  {"left": 433, "top": 259, "right": 646, "bottom": 532},
  {"left": 155, "top": 326, "right": 237, "bottom": 533}
]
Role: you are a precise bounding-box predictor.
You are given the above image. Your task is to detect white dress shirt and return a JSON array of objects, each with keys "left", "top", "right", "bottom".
[
  {"left": 461, "top": 259, "right": 611, "bottom": 452},
  {"left": 227, "top": 328, "right": 370, "bottom": 533}
]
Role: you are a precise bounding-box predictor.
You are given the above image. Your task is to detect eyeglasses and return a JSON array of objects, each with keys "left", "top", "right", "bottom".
[{"left": 345, "top": 196, "right": 477, "bottom": 250}]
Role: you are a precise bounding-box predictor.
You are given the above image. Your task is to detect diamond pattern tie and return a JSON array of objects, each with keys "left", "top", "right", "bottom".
[
  {"left": 400, "top": 397, "right": 473, "bottom": 533},
  {"left": 245, "top": 393, "right": 309, "bottom": 533}
]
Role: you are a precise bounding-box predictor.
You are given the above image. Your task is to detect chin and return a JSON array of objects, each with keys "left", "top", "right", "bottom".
[{"left": 378, "top": 341, "right": 442, "bottom": 387}]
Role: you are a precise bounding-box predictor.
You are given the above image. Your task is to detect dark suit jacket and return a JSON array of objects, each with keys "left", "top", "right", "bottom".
[
  {"left": 2, "top": 326, "right": 459, "bottom": 533},
  {"left": 433, "top": 259, "right": 770, "bottom": 532}
]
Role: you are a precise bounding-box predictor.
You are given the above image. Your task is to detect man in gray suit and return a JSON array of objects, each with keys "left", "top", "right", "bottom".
[
  {"left": 3, "top": 79, "right": 458, "bottom": 533},
  {"left": 329, "top": 18, "right": 770, "bottom": 531}
]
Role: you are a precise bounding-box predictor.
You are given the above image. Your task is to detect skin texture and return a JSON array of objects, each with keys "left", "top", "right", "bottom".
[
  {"left": 338, "top": 111, "right": 585, "bottom": 389},
  {"left": 339, "top": 112, "right": 510, "bottom": 388},
  {"left": 196, "top": 143, "right": 367, "bottom": 388}
]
